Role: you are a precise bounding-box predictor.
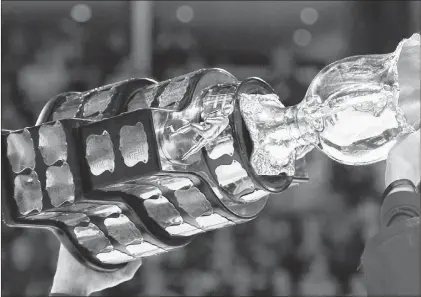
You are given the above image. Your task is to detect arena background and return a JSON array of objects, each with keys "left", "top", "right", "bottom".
[{"left": 1, "top": 1, "right": 420, "bottom": 296}]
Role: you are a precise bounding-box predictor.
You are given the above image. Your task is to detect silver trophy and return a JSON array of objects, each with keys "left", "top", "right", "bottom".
[{"left": 2, "top": 33, "right": 419, "bottom": 270}]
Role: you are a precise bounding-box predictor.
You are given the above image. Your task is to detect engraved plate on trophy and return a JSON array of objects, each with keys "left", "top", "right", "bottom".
[
  {"left": 38, "top": 121, "right": 68, "bottom": 166},
  {"left": 52, "top": 212, "right": 90, "bottom": 226},
  {"left": 195, "top": 213, "right": 233, "bottom": 230},
  {"left": 119, "top": 122, "right": 149, "bottom": 167},
  {"left": 52, "top": 93, "right": 83, "bottom": 120},
  {"left": 127, "top": 84, "right": 158, "bottom": 111},
  {"left": 159, "top": 177, "right": 194, "bottom": 191},
  {"left": 85, "top": 205, "right": 122, "bottom": 218},
  {"left": 173, "top": 187, "right": 213, "bottom": 219},
  {"left": 83, "top": 88, "right": 116, "bottom": 119},
  {"left": 85, "top": 131, "right": 115, "bottom": 176},
  {"left": 46, "top": 162, "right": 75, "bottom": 207},
  {"left": 25, "top": 212, "right": 61, "bottom": 221},
  {"left": 158, "top": 77, "right": 190, "bottom": 107},
  {"left": 96, "top": 250, "right": 135, "bottom": 264},
  {"left": 14, "top": 171, "right": 43, "bottom": 215},
  {"left": 103, "top": 214, "right": 143, "bottom": 246},
  {"left": 143, "top": 196, "right": 183, "bottom": 229},
  {"left": 73, "top": 223, "right": 114, "bottom": 254},
  {"left": 7, "top": 129, "right": 36, "bottom": 174},
  {"left": 126, "top": 242, "right": 165, "bottom": 257}
]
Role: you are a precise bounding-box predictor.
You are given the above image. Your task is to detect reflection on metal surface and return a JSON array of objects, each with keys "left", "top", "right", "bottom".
[
  {"left": 205, "top": 134, "right": 234, "bottom": 159},
  {"left": 55, "top": 203, "right": 97, "bottom": 212},
  {"left": 238, "top": 190, "right": 269, "bottom": 203},
  {"left": 26, "top": 212, "right": 60, "bottom": 220},
  {"left": 159, "top": 177, "right": 193, "bottom": 190},
  {"left": 158, "top": 77, "right": 189, "bottom": 107},
  {"left": 14, "top": 171, "right": 43, "bottom": 215},
  {"left": 174, "top": 187, "right": 213, "bottom": 218},
  {"left": 52, "top": 93, "right": 83, "bottom": 120},
  {"left": 104, "top": 214, "right": 143, "bottom": 245},
  {"left": 86, "top": 131, "right": 115, "bottom": 176},
  {"left": 83, "top": 88, "right": 115, "bottom": 118},
  {"left": 160, "top": 118, "right": 203, "bottom": 164},
  {"left": 127, "top": 85, "right": 158, "bottom": 111},
  {"left": 126, "top": 242, "right": 165, "bottom": 257},
  {"left": 38, "top": 121, "right": 67, "bottom": 166},
  {"left": 52, "top": 212, "right": 90, "bottom": 226},
  {"left": 144, "top": 196, "right": 183, "bottom": 229},
  {"left": 46, "top": 162, "right": 75, "bottom": 207},
  {"left": 124, "top": 185, "right": 162, "bottom": 200},
  {"left": 74, "top": 223, "right": 113, "bottom": 254},
  {"left": 195, "top": 213, "right": 233, "bottom": 230},
  {"left": 96, "top": 250, "right": 135, "bottom": 264},
  {"left": 214, "top": 160, "right": 255, "bottom": 195},
  {"left": 119, "top": 122, "right": 149, "bottom": 167},
  {"left": 166, "top": 223, "right": 203, "bottom": 236},
  {"left": 105, "top": 183, "right": 161, "bottom": 199},
  {"left": 87, "top": 205, "right": 122, "bottom": 218},
  {"left": 7, "top": 129, "right": 36, "bottom": 174}
]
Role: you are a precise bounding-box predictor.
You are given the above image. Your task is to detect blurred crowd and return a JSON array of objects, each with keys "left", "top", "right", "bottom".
[{"left": 1, "top": 1, "right": 419, "bottom": 296}]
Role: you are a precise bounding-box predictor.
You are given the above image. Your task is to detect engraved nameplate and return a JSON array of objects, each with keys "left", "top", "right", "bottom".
[
  {"left": 127, "top": 85, "right": 158, "bottom": 111},
  {"left": 119, "top": 122, "right": 149, "bottom": 167},
  {"left": 7, "top": 129, "right": 36, "bottom": 174},
  {"left": 104, "top": 214, "right": 143, "bottom": 246},
  {"left": 86, "top": 131, "right": 115, "bottom": 176},
  {"left": 52, "top": 212, "right": 90, "bottom": 226},
  {"left": 158, "top": 77, "right": 189, "bottom": 107},
  {"left": 174, "top": 187, "right": 213, "bottom": 218},
  {"left": 46, "top": 162, "right": 75, "bottom": 207},
  {"left": 14, "top": 171, "right": 43, "bottom": 215},
  {"left": 38, "top": 121, "right": 67, "bottom": 166},
  {"left": 83, "top": 88, "right": 115, "bottom": 118},
  {"left": 126, "top": 242, "right": 165, "bottom": 257},
  {"left": 144, "top": 196, "right": 183, "bottom": 229},
  {"left": 96, "top": 250, "right": 134, "bottom": 264},
  {"left": 53, "top": 94, "right": 83, "bottom": 120},
  {"left": 73, "top": 223, "right": 113, "bottom": 254}
]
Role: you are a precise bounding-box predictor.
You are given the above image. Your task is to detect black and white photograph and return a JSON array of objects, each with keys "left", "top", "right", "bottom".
[{"left": 1, "top": 1, "right": 420, "bottom": 296}]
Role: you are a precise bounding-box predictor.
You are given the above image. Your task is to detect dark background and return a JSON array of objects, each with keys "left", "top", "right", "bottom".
[{"left": 1, "top": 1, "right": 420, "bottom": 296}]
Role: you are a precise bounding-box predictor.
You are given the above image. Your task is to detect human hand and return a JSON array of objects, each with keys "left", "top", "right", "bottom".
[
  {"left": 50, "top": 244, "right": 142, "bottom": 296},
  {"left": 385, "top": 130, "right": 420, "bottom": 189}
]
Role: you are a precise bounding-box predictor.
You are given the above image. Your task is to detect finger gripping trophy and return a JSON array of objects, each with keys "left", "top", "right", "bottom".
[{"left": 2, "top": 33, "right": 419, "bottom": 270}]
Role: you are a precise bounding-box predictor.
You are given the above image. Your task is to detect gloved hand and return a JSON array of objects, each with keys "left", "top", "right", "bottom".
[
  {"left": 50, "top": 244, "right": 142, "bottom": 296},
  {"left": 385, "top": 129, "right": 420, "bottom": 189}
]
